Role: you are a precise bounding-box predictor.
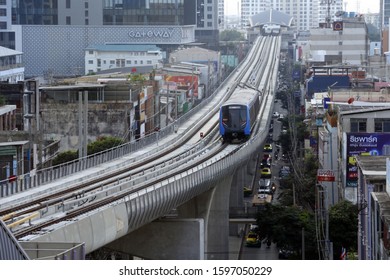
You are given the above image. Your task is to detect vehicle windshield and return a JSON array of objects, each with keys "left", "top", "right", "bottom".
[{"left": 221, "top": 105, "right": 247, "bottom": 127}]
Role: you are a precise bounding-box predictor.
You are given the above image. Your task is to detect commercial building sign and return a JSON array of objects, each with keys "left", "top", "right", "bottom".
[
  {"left": 346, "top": 133, "right": 390, "bottom": 187},
  {"left": 317, "top": 169, "right": 335, "bottom": 182},
  {"left": 128, "top": 28, "right": 175, "bottom": 39}
]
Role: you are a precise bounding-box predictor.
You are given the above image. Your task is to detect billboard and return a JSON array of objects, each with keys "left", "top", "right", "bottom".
[
  {"left": 346, "top": 133, "right": 390, "bottom": 187},
  {"left": 165, "top": 75, "right": 198, "bottom": 97}
]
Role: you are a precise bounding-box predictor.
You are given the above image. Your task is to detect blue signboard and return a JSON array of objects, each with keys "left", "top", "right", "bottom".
[
  {"left": 292, "top": 70, "right": 300, "bottom": 80},
  {"left": 346, "top": 133, "right": 390, "bottom": 187}
]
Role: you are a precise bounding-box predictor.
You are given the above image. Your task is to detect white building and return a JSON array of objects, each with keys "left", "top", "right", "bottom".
[
  {"left": 0, "top": 46, "right": 24, "bottom": 83},
  {"left": 241, "top": 0, "right": 271, "bottom": 28},
  {"left": 84, "top": 44, "right": 163, "bottom": 75},
  {"left": 239, "top": 0, "right": 343, "bottom": 31},
  {"left": 308, "top": 18, "right": 368, "bottom": 66},
  {"left": 267, "top": 0, "right": 343, "bottom": 31}
]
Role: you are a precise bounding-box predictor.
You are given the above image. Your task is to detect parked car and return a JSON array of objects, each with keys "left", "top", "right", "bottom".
[
  {"left": 273, "top": 112, "right": 280, "bottom": 118},
  {"left": 246, "top": 232, "right": 261, "bottom": 247},
  {"left": 279, "top": 166, "right": 290, "bottom": 178},
  {"left": 263, "top": 143, "right": 273, "bottom": 152},
  {"left": 260, "top": 167, "right": 271, "bottom": 178},
  {"left": 243, "top": 187, "right": 252, "bottom": 197},
  {"left": 278, "top": 247, "right": 294, "bottom": 259},
  {"left": 260, "top": 158, "right": 271, "bottom": 168}
]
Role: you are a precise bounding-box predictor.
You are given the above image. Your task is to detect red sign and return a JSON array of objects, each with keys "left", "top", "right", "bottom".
[{"left": 317, "top": 169, "right": 335, "bottom": 182}]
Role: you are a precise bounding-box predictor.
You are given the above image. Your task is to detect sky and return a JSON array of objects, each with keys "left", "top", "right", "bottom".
[{"left": 225, "top": 0, "right": 380, "bottom": 15}]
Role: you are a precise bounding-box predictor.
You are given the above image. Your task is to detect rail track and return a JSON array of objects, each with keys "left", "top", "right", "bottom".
[{"left": 1, "top": 36, "right": 281, "bottom": 241}]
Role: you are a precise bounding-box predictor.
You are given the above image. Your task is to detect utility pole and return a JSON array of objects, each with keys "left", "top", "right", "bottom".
[{"left": 166, "top": 83, "right": 169, "bottom": 127}]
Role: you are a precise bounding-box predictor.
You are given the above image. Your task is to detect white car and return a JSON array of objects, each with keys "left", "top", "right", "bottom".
[{"left": 273, "top": 112, "right": 280, "bottom": 118}]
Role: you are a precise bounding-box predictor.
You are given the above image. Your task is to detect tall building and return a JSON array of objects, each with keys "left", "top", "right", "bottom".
[
  {"left": 309, "top": 17, "right": 368, "bottom": 66},
  {"left": 380, "top": 0, "right": 390, "bottom": 28},
  {"left": 270, "top": 0, "right": 343, "bottom": 31},
  {"left": 0, "top": 0, "right": 14, "bottom": 49},
  {"left": 1, "top": 0, "right": 222, "bottom": 77},
  {"left": 241, "top": 0, "right": 271, "bottom": 28},
  {"left": 218, "top": 0, "right": 224, "bottom": 29}
]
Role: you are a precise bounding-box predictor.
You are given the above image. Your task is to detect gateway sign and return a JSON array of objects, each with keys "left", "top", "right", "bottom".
[{"left": 129, "top": 29, "right": 174, "bottom": 39}]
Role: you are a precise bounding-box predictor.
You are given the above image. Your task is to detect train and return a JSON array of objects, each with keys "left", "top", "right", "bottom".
[
  {"left": 262, "top": 24, "right": 281, "bottom": 36},
  {"left": 219, "top": 88, "right": 261, "bottom": 143}
]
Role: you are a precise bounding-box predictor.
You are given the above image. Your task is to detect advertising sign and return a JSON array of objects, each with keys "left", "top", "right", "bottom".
[
  {"left": 165, "top": 75, "right": 198, "bottom": 97},
  {"left": 346, "top": 133, "right": 390, "bottom": 187},
  {"left": 317, "top": 169, "right": 335, "bottom": 182}
]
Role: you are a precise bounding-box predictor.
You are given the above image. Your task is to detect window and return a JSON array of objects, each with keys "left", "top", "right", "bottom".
[
  {"left": 85, "top": 18, "right": 89, "bottom": 25},
  {"left": 88, "top": 60, "right": 93, "bottom": 64},
  {"left": 0, "top": 9, "right": 6, "bottom": 16},
  {"left": 66, "top": 0, "right": 71, "bottom": 9},
  {"left": 350, "top": 119, "right": 366, "bottom": 132},
  {"left": 147, "top": 60, "right": 152, "bottom": 64},
  {"left": 66, "top": 16, "right": 71, "bottom": 25},
  {"left": 88, "top": 50, "right": 93, "bottom": 54},
  {"left": 375, "top": 119, "right": 390, "bottom": 132},
  {"left": 110, "top": 60, "right": 115, "bottom": 64},
  {"left": 85, "top": 2, "right": 89, "bottom": 9},
  {"left": 0, "top": 0, "right": 6, "bottom": 5},
  {"left": 85, "top": 10, "right": 88, "bottom": 17},
  {"left": 126, "top": 60, "right": 131, "bottom": 64},
  {"left": 0, "top": 21, "right": 6, "bottom": 29}
]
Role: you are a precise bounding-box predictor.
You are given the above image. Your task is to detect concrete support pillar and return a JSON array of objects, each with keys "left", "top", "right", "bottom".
[
  {"left": 177, "top": 174, "right": 234, "bottom": 260},
  {"left": 78, "top": 90, "right": 88, "bottom": 159},
  {"left": 105, "top": 219, "right": 204, "bottom": 260}
]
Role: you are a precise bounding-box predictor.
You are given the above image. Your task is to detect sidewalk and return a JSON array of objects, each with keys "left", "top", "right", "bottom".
[{"left": 229, "top": 235, "right": 244, "bottom": 260}]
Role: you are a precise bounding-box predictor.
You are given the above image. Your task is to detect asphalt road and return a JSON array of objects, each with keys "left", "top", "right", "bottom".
[{"left": 237, "top": 99, "right": 289, "bottom": 260}]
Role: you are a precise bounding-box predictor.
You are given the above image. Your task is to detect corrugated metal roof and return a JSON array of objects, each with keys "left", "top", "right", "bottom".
[
  {"left": 0, "top": 46, "right": 23, "bottom": 57},
  {"left": 85, "top": 44, "right": 161, "bottom": 52},
  {"left": 0, "top": 219, "right": 29, "bottom": 260},
  {"left": 249, "top": 9, "right": 294, "bottom": 27}
]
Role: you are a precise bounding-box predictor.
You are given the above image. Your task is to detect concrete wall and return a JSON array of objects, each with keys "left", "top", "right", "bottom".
[
  {"left": 41, "top": 102, "right": 131, "bottom": 152},
  {"left": 105, "top": 219, "right": 204, "bottom": 260}
]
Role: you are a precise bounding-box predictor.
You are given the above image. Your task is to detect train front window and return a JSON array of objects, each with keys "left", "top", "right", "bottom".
[
  {"left": 239, "top": 108, "right": 247, "bottom": 126},
  {"left": 222, "top": 105, "right": 246, "bottom": 127}
]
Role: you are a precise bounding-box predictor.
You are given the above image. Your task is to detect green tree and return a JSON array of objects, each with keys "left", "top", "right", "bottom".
[
  {"left": 255, "top": 204, "right": 319, "bottom": 259},
  {"left": 329, "top": 200, "right": 358, "bottom": 260},
  {"left": 0, "top": 95, "right": 5, "bottom": 106},
  {"left": 87, "top": 136, "right": 124, "bottom": 155},
  {"left": 52, "top": 136, "right": 124, "bottom": 165},
  {"left": 52, "top": 150, "right": 78, "bottom": 166},
  {"left": 367, "top": 23, "right": 380, "bottom": 42},
  {"left": 219, "top": 30, "right": 245, "bottom": 41}
]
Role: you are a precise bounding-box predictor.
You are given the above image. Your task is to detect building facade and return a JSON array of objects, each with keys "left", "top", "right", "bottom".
[
  {"left": 0, "top": 0, "right": 222, "bottom": 78},
  {"left": 308, "top": 18, "right": 368, "bottom": 66},
  {"left": 241, "top": 0, "right": 271, "bottom": 28},
  {"left": 84, "top": 44, "right": 163, "bottom": 75}
]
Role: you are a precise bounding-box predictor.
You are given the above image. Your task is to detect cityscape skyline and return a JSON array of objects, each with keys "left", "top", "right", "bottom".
[{"left": 224, "top": 0, "right": 380, "bottom": 15}]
